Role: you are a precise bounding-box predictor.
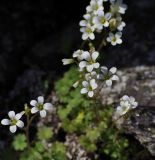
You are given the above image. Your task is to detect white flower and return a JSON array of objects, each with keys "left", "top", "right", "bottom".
[
  {"left": 117, "top": 21, "right": 126, "bottom": 31},
  {"left": 79, "top": 14, "right": 91, "bottom": 27},
  {"left": 62, "top": 59, "right": 74, "bottom": 65},
  {"left": 120, "top": 95, "right": 138, "bottom": 109},
  {"left": 110, "top": 0, "right": 127, "bottom": 15},
  {"left": 86, "top": 0, "right": 104, "bottom": 15},
  {"left": 114, "top": 95, "right": 138, "bottom": 120},
  {"left": 109, "top": 17, "right": 126, "bottom": 31},
  {"left": 73, "top": 50, "right": 85, "bottom": 61},
  {"left": 81, "top": 79, "right": 98, "bottom": 97},
  {"left": 1, "top": 111, "right": 24, "bottom": 133},
  {"left": 80, "top": 24, "right": 95, "bottom": 40},
  {"left": 30, "top": 96, "right": 54, "bottom": 118},
  {"left": 98, "top": 66, "right": 119, "bottom": 86},
  {"left": 79, "top": 51, "right": 100, "bottom": 72},
  {"left": 85, "top": 71, "right": 97, "bottom": 81},
  {"left": 107, "top": 32, "right": 122, "bottom": 45},
  {"left": 93, "top": 11, "right": 111, "bottom": 30}
]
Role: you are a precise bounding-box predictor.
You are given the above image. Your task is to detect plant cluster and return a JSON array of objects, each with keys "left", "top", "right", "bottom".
[{"left": 0, "top": 0, "right": 141, "bottom": 160}]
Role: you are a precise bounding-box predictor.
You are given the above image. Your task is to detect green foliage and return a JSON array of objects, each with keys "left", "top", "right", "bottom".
[
  {"left": 19, "top": 141, "right": 67, "bottom": 160},
  {"left": 37, "top": 127, "right": 53, "bottom": 140},
  {"left": 56, "top": 67, "right": 130, "bottom": 160},
  {"left": 13, "top": 134, "right": 27, "bottom": 151},
  {"left": 51, "top": 142, "right": 67, "bottom": 160}
]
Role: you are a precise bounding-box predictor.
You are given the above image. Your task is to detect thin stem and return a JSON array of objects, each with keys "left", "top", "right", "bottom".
[
  {"left": 25, "top": 114, "right": 37, "bottom": 148},
  {"left": 25, "top": 115, "right": 30, "bottom": 148},
  {"left": 97, "top": 38, "right": 106, "bottom": 52}
]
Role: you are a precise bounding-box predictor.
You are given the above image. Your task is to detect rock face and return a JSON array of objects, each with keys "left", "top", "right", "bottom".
[{"left": 101, "top": 66, "right": 155, "bottom": 156}]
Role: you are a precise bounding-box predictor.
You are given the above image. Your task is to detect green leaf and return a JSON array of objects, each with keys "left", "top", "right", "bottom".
[
  {"left": 12, "top": 134, "right": 27, "bottom": 151},
  {"left": 37, "top": 127, "right": 53, "bottom": 140}
]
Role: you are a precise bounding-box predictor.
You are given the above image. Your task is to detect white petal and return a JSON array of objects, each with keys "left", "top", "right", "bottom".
[
  {"left": 121, "top": 95, "right": 129, "bottom": 101},
  {"left": 62, "top": 59, "right": 74, "bottom": 65},
  {"left": 82, "top": 81, "right": 89, "bottom": 88},
  {"left": 38, "top": 96, "right": 44, "bottom": 104},
  {"left": 31, "top": 107, "right": 39, "bottom": 114},
  {"left": 103, "top": 21, "right": 109, "bottom": 27},
  {"left": 43, "top": 103, "right": 53, "bottom": 111},
  {"left": 107, "top": 37, "right": 111, "bottom": 42},
  {"left": 10, "top": 125, "right": 17, "bottom": 133},
  {"left": 116, "top": 32, "right": 122, "bottom": 38},
  {"left": 117, "top": 38, "right": 122, "bottom": 44},
  {"left": 15, "top": 113, "right": 22, "bottom": 120},
  {"left": 83, "top": 14, "right": 91, "bottom": 20},
  {"left": 106, "top": 80, "right": 112, "bottom": 86},
  {"left": 81, "top": 88, "right": 88, "bottom": 94},
  {"left": 101, "top": 66, "right": 108, "bottom": 74},
  {"left": 111, "top": 75, "right": 119, "bottom": 81},
  {"left": 1, "top": 119, "right": 10, "bottom": 125},
  {"left": 109, "top": 67, "right": 117, "bottom": 74},
  {"left": 105, "top": 13, "right": 111, "bottom": 20},
  {"left": 79, "top": 20, "right": 87, "bottom": 27},
  {"left": 87, "top": 64, "right": 94, "bottom": 72},
  {"left": 92, "top": 52, "right": 99, "bottom": 61},
  {"left": 88, "top": 91, "right": 94, "bottom": 97},
  {"left": 16, "top": 120, "right": 24, "bottom": 128},
  {"left": 8, "top": 111, "right": 15, "bottom": 119},
  {"left": 94, "top": 63, "right": 100, "bottom": 69},
  {"left": 79, "top": 61, "right": 87, "bottom": 68},
  {"left": 90, "top": 79, "right": 98, "bottom": 89},
  {"left": 30, "top": 100, "right": 37, "bottom": 107},
  {"left": 98, "top": 10, "right": 104, "bottom": 16},
  {"left": 40, "top": 110, "right": 46, "bottom": 118},
  {"left": 82, "top": 33, "right": 88, "bottom": 40},
  {"left": 89, "top": 33, "right": 95, "bottom": 40},
  {"left": 83, "top": 51, "right": 91, "bottom": 61}
]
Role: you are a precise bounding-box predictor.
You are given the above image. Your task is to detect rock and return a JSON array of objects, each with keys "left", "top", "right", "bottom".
[{"left": 100, "top": 66, "right": 155, "bottom": 156}]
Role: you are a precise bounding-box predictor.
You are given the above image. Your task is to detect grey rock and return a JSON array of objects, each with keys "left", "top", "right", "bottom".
[{"left": 101, "top": 66, "right": 155, "bottom": 156}]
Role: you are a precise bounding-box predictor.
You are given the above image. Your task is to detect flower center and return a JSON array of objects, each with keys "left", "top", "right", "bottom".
[
  {"left": 104, "top": 74, "right": 110, "bottom": 80},
  {"left": 112, "top": 37, "right": 117, "bottom": 42},
  {"left": 100, "top": 17, "right": 106, "bottom": 24},
  {"left": 37, "top": 103, "right": 43, "bottom": 110},
  {"left": 11, "top": 119, "right": 17, "bottom": 125},
  {"left": 86, "top": 27, "right": 92, "bottom": 34}
]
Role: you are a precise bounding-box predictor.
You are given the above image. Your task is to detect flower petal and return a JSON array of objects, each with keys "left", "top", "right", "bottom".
[
  {"left": 8, "top": 111, "right": 15, "bottom": 119},
  {"left": 40, "top": 110, "right": 46, "bottom": 118},
  {"left": 87, "top": 64, "right": 94, "bottom": 72},
  {"left": 83, "top": 51, "right": 91, "bottom": 61},
  {"left": 1, "top": 119, "right": 10, "bottom": 125},
  {"left": 88, "top": 91, "right": 94, "bottom": 97},
  {"left": 79, "top": 61, "right": 87, "bottom": 68},
  {"left": 106, "top": 80, "right": 112, "bottom": 86},
  {"left": 16, "top": 120, "right": 24, "bottom": 128},
  {"left": 111, "top": 75, "right": 119, "bottom": 81},
  {"left": 82, "top": 81, "right": 89, "bottom": 87},
  {"left": 101, "top": 66, "right": 108, "bottom": 74},
  {"left": 44, "top": 103, "right": 53, "bottom": 111},
  {"left": 30, "top": 100, "right": 37, "bottom": 107},
  {"left": 90, "top": 79, "right": 98, "bottom": 89},
  {"left": 31, "top": 107, "right": 39, "bottom": 114},
  {"left": 10, "top": 125, "right": 17, "bottom": 133},
  {"left": 92, "top": 52, "right": 99, "bottom": 61},
  {"left": 109, "top": 67, "right": 117, "bottom": 74},
  {"left": 38, "top": 96, "right": 44, "bottom": 104},
  {"left": 89, "top": 33, "right": 95, "bottom": 40},
  {"left": 81, "top": 88, "right": 88, "bottom": 94},
  {"left": 15, "top": 113, "right": 22, "bottom": 120}
]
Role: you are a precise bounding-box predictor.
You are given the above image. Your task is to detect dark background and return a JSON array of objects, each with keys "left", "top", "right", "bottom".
[{"left": 0, "top": 0, "right": 155, "bottom": 148}]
